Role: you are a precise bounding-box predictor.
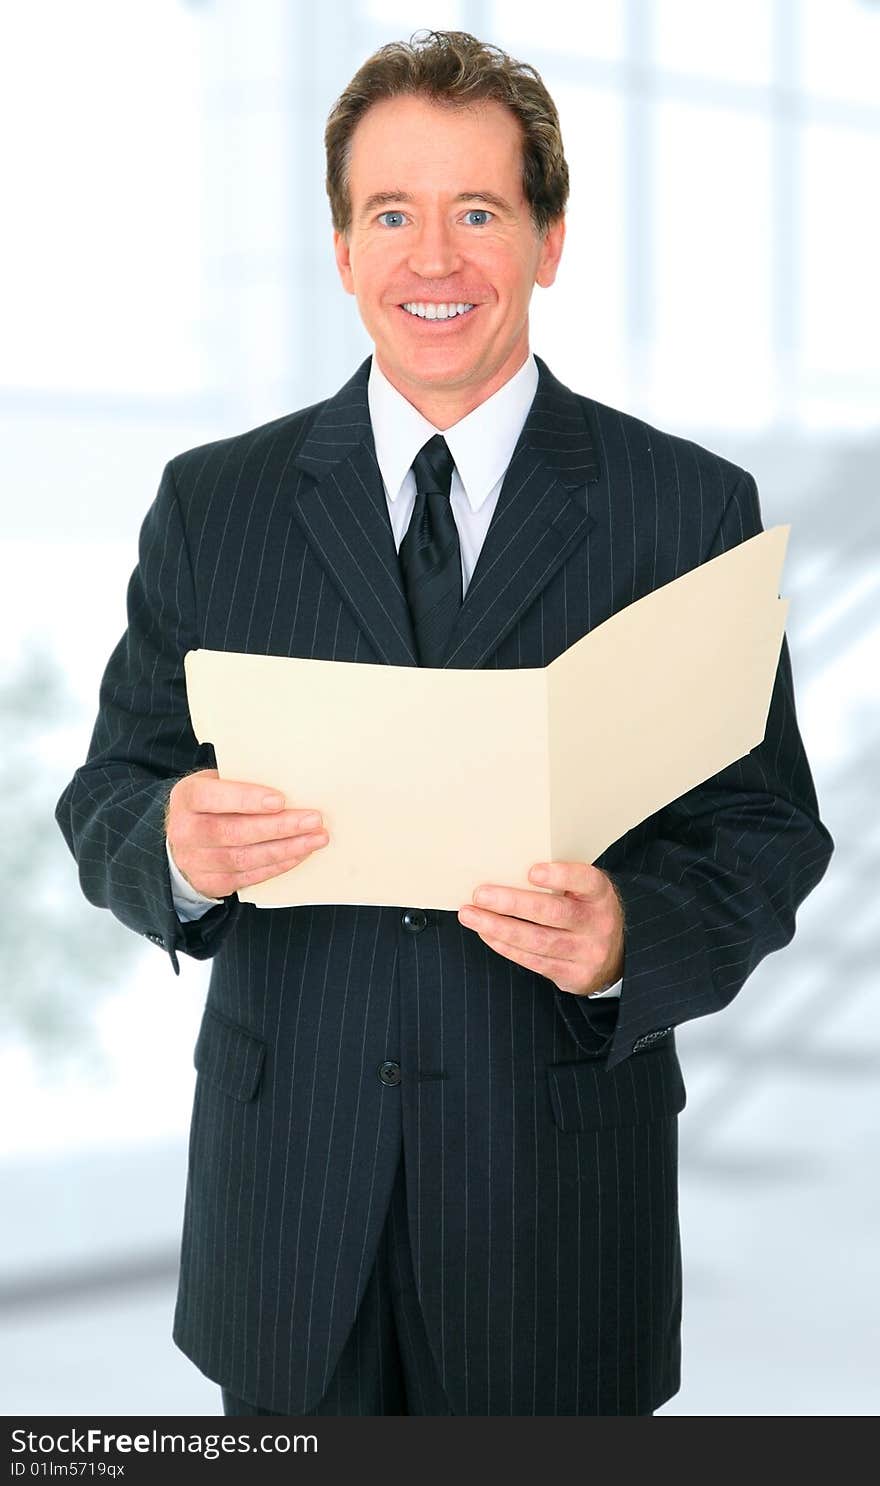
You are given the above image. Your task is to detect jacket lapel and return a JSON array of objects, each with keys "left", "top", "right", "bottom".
[
  {"left": 290, "top": 352, "right": 600, "bottom": 670},
  {"left": 291, "top": 359, "right": 418, "bottom": 667}
]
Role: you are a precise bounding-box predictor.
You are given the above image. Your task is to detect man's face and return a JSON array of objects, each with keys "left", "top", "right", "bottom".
[{"left": 333, "top": 94, "right": 565, "bottom": 407}]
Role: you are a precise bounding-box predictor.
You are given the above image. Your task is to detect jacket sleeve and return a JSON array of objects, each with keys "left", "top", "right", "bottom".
[
  {"left": 553, "top": 469, "right": 835, "bottom": 1071},
  {"left": 55, "top": 459, "right": 240, "bottom": 972}
]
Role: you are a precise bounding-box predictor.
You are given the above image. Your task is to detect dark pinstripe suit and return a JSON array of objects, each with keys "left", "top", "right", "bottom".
[{"left": 56, "top": 352, "right": 833, "bottom": 1415}]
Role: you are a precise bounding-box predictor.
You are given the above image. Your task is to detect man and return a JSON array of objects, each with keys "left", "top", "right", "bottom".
[{"left": 56, "top": 31, "right": 833, "bottom": 1416}]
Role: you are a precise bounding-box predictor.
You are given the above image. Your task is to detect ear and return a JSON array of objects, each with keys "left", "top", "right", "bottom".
[
  {"left": 333, "top": 229, "right": 355, "bottom": 295},
  {"left": 535, "top": 214, "right": 565, "bottom": 289}
]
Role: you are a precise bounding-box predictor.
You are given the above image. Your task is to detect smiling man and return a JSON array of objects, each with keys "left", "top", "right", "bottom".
[
  {"left": 56, "top": 30, "right": 832, "bottom": 1417},
  {"left": 332, "top": 91, "right": 565, "bottom": 425}
]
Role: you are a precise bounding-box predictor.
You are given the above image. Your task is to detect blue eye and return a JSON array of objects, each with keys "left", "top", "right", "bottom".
[{"left": 376, "top": 208, "right": 493, "bottom": 228}]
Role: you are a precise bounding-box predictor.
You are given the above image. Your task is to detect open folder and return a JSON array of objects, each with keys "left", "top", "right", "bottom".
[{"left": 184, "top": 525, "right": 790, "bottom": 911}]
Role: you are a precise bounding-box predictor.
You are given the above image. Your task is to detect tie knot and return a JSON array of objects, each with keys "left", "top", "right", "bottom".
[{"left": 412, "top": 434, "right": 455, "bottom": 496}]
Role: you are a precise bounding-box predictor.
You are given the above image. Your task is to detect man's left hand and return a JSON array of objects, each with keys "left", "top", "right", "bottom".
[{"left": 457, "top": 861, "right": 625, "bottom": 997}]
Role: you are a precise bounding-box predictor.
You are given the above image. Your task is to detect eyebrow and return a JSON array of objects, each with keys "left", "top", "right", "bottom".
[{"left": 358, "top": 189, "right": 517, "bottom": 222}]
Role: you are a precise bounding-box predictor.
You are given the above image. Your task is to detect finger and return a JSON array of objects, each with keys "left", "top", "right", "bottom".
[
  {"left": 186, "top": 773, "right": 288, "bottom": 815},
  {"left": 187, "top": 831, "right": 329, "bottom": 876},
  {"left": 528, "top": 861, "right": 607, "bottom": 899},
  {"left": 477, "top": 929, "right": 574, "bottom": 981},
  {"left": 459, "top": 907, "right": 572, "bottom": 962},
  {"left": 464, "top": 882, "right": 577, "bottom": 929},
  {"left": 193, "top": 834, "right": 330, "bottom": 896},
  {"left": 193, "top": 809, "right": 324, "bottom": 850}
]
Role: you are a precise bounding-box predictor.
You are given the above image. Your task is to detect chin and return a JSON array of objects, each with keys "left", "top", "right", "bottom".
[{"left": 397, "top": 357, "right": 479, "bottom": 386}]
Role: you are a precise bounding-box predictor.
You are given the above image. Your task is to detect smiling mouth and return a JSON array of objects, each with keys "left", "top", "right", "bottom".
[{"left": 397, "top": 301, "right": 478, "bottom": 323}]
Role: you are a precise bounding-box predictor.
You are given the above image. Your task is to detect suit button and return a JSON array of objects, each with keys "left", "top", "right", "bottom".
[
  {"left": 401, "top": 909, "right": 428, "bottom": 933},
  {"left": 378, "top": 1060, "right": 401, "bottom": 1086}
]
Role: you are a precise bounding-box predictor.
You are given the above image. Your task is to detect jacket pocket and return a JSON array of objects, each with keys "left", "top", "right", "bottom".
[
  {"left": 193, "top": 1007, "right": 266, "bottom": 1103},
  {"left": 546, "top": 1039, "right": 686, "bottom": 1132}
]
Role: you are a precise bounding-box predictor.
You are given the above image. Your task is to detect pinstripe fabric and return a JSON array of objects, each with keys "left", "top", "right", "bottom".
[
  {"left": 221, "top": 1152, "right": 453, "bottom": 1415},
  {"left": 56, "top": 352, "right": 833, "bottom": 1415}
]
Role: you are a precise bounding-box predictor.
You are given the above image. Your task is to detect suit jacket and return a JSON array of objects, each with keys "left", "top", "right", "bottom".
[{"left": 56, "top": 352, "right": 833, "bottom": 1415}]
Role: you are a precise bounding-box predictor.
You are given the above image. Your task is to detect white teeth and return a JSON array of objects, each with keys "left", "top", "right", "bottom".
[{"left": 401, "top": 301, "right": 475, "bottom": 319}]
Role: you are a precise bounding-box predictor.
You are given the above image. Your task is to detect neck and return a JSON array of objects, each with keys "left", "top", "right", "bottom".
[{"left": 374, "top": 345, "right": 531, "bottom": 430}]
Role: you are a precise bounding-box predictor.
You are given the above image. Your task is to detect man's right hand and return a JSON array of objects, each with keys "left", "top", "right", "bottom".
[{"left": 165, "top": 768, "right": 329, "bottom": 899}]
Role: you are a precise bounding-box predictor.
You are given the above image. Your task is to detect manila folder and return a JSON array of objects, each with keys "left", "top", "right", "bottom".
[{"left": 184, "top": 524, "right": 789, "bottom": 910}]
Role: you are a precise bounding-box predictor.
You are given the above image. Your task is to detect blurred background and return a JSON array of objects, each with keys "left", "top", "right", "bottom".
[{"left": 1, "top": 0, "right": 877, "bottom": 1417}]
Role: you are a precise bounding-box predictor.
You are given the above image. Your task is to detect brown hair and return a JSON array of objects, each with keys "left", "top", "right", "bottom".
[{"left": 324, "top": 29, "right": 569, "bottom": 239}]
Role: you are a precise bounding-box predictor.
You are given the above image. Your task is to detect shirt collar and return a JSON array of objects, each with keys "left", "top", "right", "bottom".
[{"left": 367, "top": 351, "right": 539, "bottom": 513}]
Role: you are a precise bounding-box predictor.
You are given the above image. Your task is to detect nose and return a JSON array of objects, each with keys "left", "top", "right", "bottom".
[{"left": 406, "top": 212, "right": 462, "bottom": 280}]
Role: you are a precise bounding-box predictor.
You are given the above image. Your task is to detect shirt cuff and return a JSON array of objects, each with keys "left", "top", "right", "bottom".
[
  {"left": 166, "top": 838, "right": 224, "bottom": 922},
  {"left": 587, "top": 977, "right": 622, "bottom": 999}
]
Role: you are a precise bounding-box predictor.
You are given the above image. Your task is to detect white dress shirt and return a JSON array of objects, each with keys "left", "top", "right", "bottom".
[{"left": 167, "top": 351, "right": 621, "bottom": 998}]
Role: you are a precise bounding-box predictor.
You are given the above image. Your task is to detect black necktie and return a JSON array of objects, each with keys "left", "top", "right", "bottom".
[{"left": 398, "top": 433, "right": 462, "bottom": 667}]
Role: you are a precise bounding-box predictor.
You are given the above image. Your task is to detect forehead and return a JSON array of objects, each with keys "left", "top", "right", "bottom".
[{"left": 346, "top": 95, "right": 524, "bottom": 196}]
